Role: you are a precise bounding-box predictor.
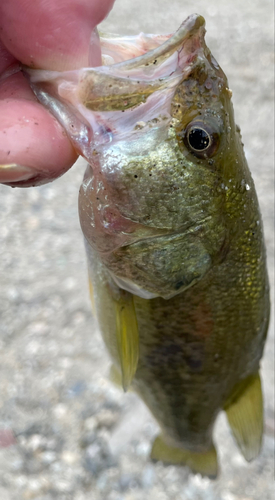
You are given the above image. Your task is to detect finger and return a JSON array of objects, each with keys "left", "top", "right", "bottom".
[
  {"left": 0, "top": 38, "right": 17, "bottom": 74},
  {"left": 0, "top": 72, "right": 78, "bottom": 186},
  {"left": 0, "top": 0, "right": 115, "bottom": 70}
]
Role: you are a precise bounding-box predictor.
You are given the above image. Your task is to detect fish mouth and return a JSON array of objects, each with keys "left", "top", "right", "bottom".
[{"left": 27, "top": 14, "right": 207, "bottom": 151}]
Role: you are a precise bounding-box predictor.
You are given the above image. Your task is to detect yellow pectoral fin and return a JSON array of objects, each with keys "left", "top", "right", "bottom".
[
  {"left": 225, "top": 371, "right": 263, "bottom": 462},
  {"left": 151, "top": 435, "right": 218, "bottom": 479},
  {"left": 115, "top": 292, "right": 139, "bottom": 392},
  {"left": 109, "top": 363, "right": 135, "bottom": 392}
]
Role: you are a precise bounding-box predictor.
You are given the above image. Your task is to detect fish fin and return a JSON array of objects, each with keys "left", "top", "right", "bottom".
[
  {"left": 224, "top": 372, "right": 263, "bottom": 462},
  {"left": 150, "top": 435, "right": 218, "bottom": 479},
  {"left": 115, "top": 292, "right": 139, "bottom": 392},
  {"left": 109, "top": 364, "right": 135, "bottom": 392},
  {"left": 88, "top": 278, "right": 97, "bottom": 317}
]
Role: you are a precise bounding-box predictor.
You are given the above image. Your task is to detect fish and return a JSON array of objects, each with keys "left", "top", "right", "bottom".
[{"left": 28, "top": 14, "right": 269, "bottom": 478}]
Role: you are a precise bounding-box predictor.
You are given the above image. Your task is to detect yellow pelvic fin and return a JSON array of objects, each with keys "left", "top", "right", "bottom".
[
  {"left": 150, "top": 435, "right": 218, "bottom": 479},
  {"left": 225, "top": 372, "right": 263, "bottom": 462},
  {"left": 88, "top": 278, "right": 96, "bottom": 317},
  {"left": 115, "top": 292, "right": 139, "bottom": 392}
]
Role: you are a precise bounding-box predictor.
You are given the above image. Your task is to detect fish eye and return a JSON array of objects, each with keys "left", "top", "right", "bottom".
[
  {"left": 183, "top": 120, "right": 220, "bottom": 158},
  {"left": 187, "top": 127, "right": 211, "bottom": 151}
]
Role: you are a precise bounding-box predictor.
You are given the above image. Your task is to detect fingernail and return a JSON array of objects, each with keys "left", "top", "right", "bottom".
[{"left": 0, "top": 164, "right": 34, "bottom": 183}]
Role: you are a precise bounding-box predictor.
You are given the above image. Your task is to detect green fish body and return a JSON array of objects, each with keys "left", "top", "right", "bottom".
[{"left": 29, "top": 14, "right": 269, "bottom": 477}]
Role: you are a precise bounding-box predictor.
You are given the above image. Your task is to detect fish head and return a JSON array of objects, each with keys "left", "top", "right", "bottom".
[{"left": 29, "top": 15, "right": 244, "bottom": 299}]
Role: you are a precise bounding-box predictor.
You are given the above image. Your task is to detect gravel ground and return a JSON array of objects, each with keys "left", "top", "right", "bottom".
[{"left": 0, "top": 1, "right": 274, "bottom": 499}]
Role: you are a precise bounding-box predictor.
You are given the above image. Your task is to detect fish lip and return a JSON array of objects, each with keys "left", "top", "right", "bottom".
[
  {"left": 105, "top": 14, "right": 205, "bottom": 71},
  {"left": 76, "top": 14, "right": 206, "bottom": 115}
]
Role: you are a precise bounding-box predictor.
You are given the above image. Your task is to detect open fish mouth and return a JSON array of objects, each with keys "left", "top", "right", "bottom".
[{"left": 27, "top": 14, "right": 206, "bottom": 155}]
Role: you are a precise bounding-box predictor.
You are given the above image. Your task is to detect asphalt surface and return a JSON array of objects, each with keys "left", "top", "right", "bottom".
[{"left": 0, "top": 1, "right": 274, "bottom": 499}]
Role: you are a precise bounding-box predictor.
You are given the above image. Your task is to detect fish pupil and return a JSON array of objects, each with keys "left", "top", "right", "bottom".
[{"left": 188, "top": 128, "right": 210, "bottom": 151}]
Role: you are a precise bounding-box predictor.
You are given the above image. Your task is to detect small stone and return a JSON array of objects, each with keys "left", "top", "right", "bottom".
[
  {"left": 80, "top": 431, "right": 97, "bottom": 448},
  {"left": 40, "top": 451, "right": 57, "bottom": 465},
  {"left": 135, "top": 441, "right": 150, "bottom": 457},
  {"left": 55, "top": 479, "right": 73, "bottom": 493},
  {"left": 26, "top": 478, "right": 42, "bottom": 492},
  {"left": 61, "top": 450, "right": 78, "bottom": 465},
  {"left": 86, "top": 442, "right": 102, "bottom": 460},
  {"left": 222, "top": 493, "right": 237, "bottom": 500},
  {"left": 119, "top": 472, "right": 139, "bottom": 491},
  {"left": 84, "top": 438, "right": 115, "bottom": 476},
  {"left": 141, "top": 464, "right": 156, "bottom": 488},
  {"left": 84, "top": 416, "right": 97, "bottom": 432},
  {"left": 53, "top": 404, "right": 68, "bottom": 419},
  {"left": 26, "top": 434, "right": 46, "bottom": 452},
  {"left": 14, "top": 475, "right": 28, "bottom": 487},
  {"left": 96, "top": 409, "right": 118, "bottom": 429},
  {"left": 11, "top": 458, "right": 24, "bottom": 471},
  {"left": 67, "top": 380, "right": 87, "bottom": 397}
]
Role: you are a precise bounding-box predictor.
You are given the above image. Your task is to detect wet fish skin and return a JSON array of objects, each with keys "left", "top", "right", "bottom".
[
  {"left": 81, "top": 17, "right": 269, "bottom": 469},
  {"left": 28, "top": 14, "right": 269, "bottom": 476}
]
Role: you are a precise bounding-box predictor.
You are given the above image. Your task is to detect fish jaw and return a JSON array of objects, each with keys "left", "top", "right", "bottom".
[{"left": 28, "top": 14, "right": 206, "bottom": 152}]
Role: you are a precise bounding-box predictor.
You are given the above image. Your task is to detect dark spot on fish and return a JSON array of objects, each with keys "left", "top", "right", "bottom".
[
  {"left": 185, "top": 347, "right": 203, "bottom": 371},
  {"left": 146, "top": 338, "right": 204, "bottom": 373},
  {"left": 153, "top": 59, "right": 157, "bottom": 64},
  {"left": 134, "top": 175, "right": 138, "bottom": 178}
]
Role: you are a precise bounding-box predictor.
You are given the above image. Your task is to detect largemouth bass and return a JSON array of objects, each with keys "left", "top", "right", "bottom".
[{"left": 28, "top": 14, "right": 269, "bottom": 477}]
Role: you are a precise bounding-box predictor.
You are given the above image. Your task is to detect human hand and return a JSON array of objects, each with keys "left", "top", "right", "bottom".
[{"left": 0, "top": 0, "right": 115, "bottom": 187}]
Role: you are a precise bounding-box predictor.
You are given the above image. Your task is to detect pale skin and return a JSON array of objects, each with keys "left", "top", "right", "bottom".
[{"left": 0, "top": 0, "right": 115, "bottom": 186}]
